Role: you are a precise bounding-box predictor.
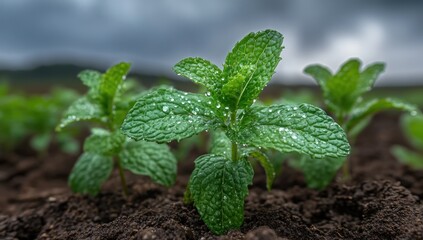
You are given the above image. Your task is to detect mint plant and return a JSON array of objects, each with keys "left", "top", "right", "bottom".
[
  {"left": 57, "top": 63, "right": 177, "bottom": 196},
  {"left": 392, "top": 114, "right": 423, "bottom": 169},
  {"left": 0, "top": 86, "right": 80, "bottom": 155},
  {"left": 303, "top": 58, "right": 418, "bottom": 185},
  {"left": 122, "top": 30, "right": 350, "bottom": 234}
]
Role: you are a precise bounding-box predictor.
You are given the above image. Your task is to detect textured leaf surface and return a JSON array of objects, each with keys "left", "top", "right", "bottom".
[
  {"left": 119, "top": 140, "right": 177, "bottom": 186},
  {"left": 100, "top": 62, "right": 131, "bottom": 98},
  {"left": 298, "top": 155, "right": 345, "bottom": 189},
  {"left": 210, "top": 130, "right": 232, "bottom": 159},
  {"left": 221, "top": 29, "right": 283, "bottom": 110},
  {"left": 238, "top": 104, "right": 350, "bottom": 159},
  {"left": 173, "top": 57, "right": 223, "bottom": 95},
  {"left": 392, "top": 146, "right": 423, "bottom": 169},
  {"left": 84, "top": 129, "right": 125, "bottom": 156},
  {"left": 57, "top": 97, "right": 105, "bottom": 130},
  {"left": 401, "top": 114, "right": 423, "bottom": 150},
  {"left": 68, "top": 152, "right": 113, "bottom": 196},
  {"left": 121, "top": 88, "right": 223, "bottom": 142},
  {"left": 347, "top": 98, "right": 419, "bottom": 134},
  {"left": 189, "top": 154, "right": 253, "bottom": 234},
  {"left": 78, "top": 70, "right": 102, "bottom": 88},
  {"left": 247, "top": 150, "right": 275, "bottom": 190}
]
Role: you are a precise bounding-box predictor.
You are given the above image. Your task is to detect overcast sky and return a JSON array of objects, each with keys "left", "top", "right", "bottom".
[{"left": 0, "top": 0, "right": 422, "bottom": 85}]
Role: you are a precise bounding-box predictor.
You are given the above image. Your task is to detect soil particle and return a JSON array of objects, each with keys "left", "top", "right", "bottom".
[{"left": 1, "top": 113, "right": 423, "bottom": 239}]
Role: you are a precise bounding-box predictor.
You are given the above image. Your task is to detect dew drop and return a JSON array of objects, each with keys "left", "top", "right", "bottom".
[{"left": 162, "top": 106, "right": 169, "bottom": 112}]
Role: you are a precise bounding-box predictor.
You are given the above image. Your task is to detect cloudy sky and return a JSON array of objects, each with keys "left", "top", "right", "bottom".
[{"left": 0, "top": 0, "right": 422, "bottom": 85}]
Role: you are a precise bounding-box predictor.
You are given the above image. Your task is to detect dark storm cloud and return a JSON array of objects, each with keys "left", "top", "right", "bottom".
[{"left": 0, "top": 0, "right": 422, "bottom": 85}]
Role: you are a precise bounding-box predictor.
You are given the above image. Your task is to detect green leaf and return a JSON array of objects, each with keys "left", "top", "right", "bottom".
[
  {"left": 305, "top": 59, "right": 386, "bottom": 114},
  {"left": 392, "top": 146, "right": 423, "bottom": 169},
  {"left": 173, "top": 57, "right": 223, "bottom": 95},
  {"left": 119, "top": 140, "right": 177, "bottom": 187},
  {"left": 246, "top": 150, "right": 275, "bottom": 190},
  {"left": 57, "top": 133, "right": 80, "bottom": 154},
  {"left": 57, "top": 96, "right": 105, "bottom": 131},
  {"left": 401, "top": 114, "right": 423, "bottom": 150},
  {"left": 209, "top": 130, "right": 232, "bottom": 159},
  {"left": 121, "top": 87, "right": 223, "bottom": 142},
  {"left": 357, "top": 63, "right": 385, "bottom": 93},
  {"left": 238, "top": 104, "right": 350, "bottom": 159},
  {"left": 189, "top": 154, "right": 253, "bottom": 235},
  {"left": 347, "top": 98, "right": 419, "bottom": 135},
  {"left": 298, "top": 155, "right": 345, "bottom": 189},
  {"left": 100, "top": 62, "right": 131, "bottom": 98},
  {"left": 84, "top": 129, "right": 125, "bottom": 156},
  {"left": 30, "top": 133, "right": 51, "bottom": 152},
  {"left": 221, "top": 29, "right": 283, "bottom": 110},
  {"left": 325, "top": 59, "right": 361, "bottom": 112},
  {"left": 68, "top": 152, "right": 113, "bottom": 196},
  {"left": 303, "top": 65, "right": 332, "bottom": 89},
  {"left": 78, "top": 70, "right": 102, "bottom": 88}
]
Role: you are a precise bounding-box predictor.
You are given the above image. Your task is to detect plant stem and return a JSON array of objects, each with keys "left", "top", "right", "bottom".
[
  {"left": 230, "top": 111, "right": 238, "bottom": 161},
  {"left": 341, "top": 158, "right": 350, "bottom": 182},
  {"left": 115, "top": 157, "right": 129, "bottom": 197}
]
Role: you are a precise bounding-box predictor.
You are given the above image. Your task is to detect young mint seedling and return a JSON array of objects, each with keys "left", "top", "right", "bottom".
[
  {"left": 57, "top": 63, "right": 177, "bottom": 196},
  {"left": 304, "top": 59, "right": 419, "bottom": 184},
  {"left": 392, "top": 114, "right": 423, "bottom": 169},
  {"left": 0, "top": 86, "right": 80, "bottom": 155},
  {"left": 122, "top": 30, "right": 350, "bottom": 234}
]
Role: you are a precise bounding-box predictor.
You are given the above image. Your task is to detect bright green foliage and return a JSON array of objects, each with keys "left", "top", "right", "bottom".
[
  {"left": 57, "top": 97, "right": 105, "bottom": 130},
  {"left": 237, "top": 104, "right": 350, "bottom": 159},
  {"left": 221, "top": 30, "right": 283, "bottom": 110},
  {"left": 119, "top": 140, "right": 177, "bottom": 187},
  {"left": 347, "top": 98, "right": 418, "bottom": 139},
  {"left": 298, "top": 156, "right": 344, "bottom": 189},
  {"left": 83, "top": 129, "right": 125, "bottom": 156},
  {"left": 69, "top": 152, "right": 114, "bottom": 196},
  {"left": 304, "top": 59, "right": 419, "bottom": 187},
  {"left": 58, "top": 63, "right": 177, "bottom": 196},
  {"left": 174, "top": 57, "right": 223, "bottom": 96},
  {"left": 189, "top": 154, "right": 254, "bottom": 235},
  {"left": 100, "top": 62, "right": 131, "bottom": 99},
  {"left": 121, "top": 87, "right": 223, "bottom": 142},
  {"left": 392, "top": 114, "right": 423, "bottom": 169},
  {"left": 244, "top": 149, "right": 275, "bottom": 190},
  {"left": 209, "top": 130, "right": 232, "bottom": 159},
  {"left": 0, "top": 86, "right": 80, "bottom": 154},
  {"left": 122, "top": 29, "right": 349, "bottom": 234},
  {"left": 305, "top": 59, "right": 385, "bottom": 113}
]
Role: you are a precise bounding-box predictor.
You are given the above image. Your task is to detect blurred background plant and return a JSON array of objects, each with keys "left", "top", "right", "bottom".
[
  {"left": 0, "top": 84, "right": 81, "bottom": 156},
  {"left": 392, "top": 114, "right": 423, "bottom": 169}
]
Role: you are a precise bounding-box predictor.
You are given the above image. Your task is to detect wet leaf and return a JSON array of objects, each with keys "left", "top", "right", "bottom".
[
  {"left": 119, "top": 140, "right": 177, "bottom": 186},
  {"left": 189, "top": 154, "right": 253, "bottom": 234}
]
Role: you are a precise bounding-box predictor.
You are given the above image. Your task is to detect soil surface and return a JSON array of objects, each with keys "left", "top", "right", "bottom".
[{"left": 1, "top": 113, "right": 423, "bottom": 239}]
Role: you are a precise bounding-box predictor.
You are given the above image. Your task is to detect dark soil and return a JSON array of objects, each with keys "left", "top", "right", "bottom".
[{"left": 1, "top": 113, "right": 423, "bottom": 239}]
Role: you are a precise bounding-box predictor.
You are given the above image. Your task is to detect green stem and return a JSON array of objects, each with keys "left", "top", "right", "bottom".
[
  {"left": 230, "top": 111, "right": 238, "bottom": 161},
  {"left": 116, "top": 157, "right": 128, "bottom": 197},
  {"left": 341, "top": 157, "right": 350, "bottom": 182}
]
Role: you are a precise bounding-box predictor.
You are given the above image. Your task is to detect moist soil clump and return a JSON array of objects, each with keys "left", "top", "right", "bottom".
[{"left": 1, "top": 113, "right": 423, "bottom": 239}]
